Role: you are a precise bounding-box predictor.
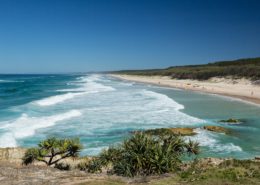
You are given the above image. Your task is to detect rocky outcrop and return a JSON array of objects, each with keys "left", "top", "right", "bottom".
[
  {"left": 140, "top": 127, "right": 197, "bottom": 136},
  {"left": 203, "top": 126, "right": 229, "bottom": 134},
  {"left": 0, "top": 147, "right": 26, "bottom": 164},
  {"left": 0, "top": 147, "right": 88, "bottom": 168},
  {"left": 196, "top": 157, "right": 226, "bottom": 169},
  {"left": 168, "top": 128, "right": 196, "bottom": 136},
  {"left": 219, "top": 118, "right": 241, "bottom": 124}
]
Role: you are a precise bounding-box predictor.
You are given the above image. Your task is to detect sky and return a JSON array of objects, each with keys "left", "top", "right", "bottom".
[{"left": 0, "top": 0, "right": 260, "bottom": 73}]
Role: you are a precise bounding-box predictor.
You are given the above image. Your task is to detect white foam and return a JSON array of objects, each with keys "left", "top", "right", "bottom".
[
  {"left": 188, "top": 128, "right": 242, "bottom": 153},
  {"left": 75, "top": 75, "right": 116, "bottom": 92},
  {"left": 77, "top": 74, "right": 101, "bottom": 82},
  {"left": 142, "top": 90, "right": 184, "bottom": 111},
  {"left": 65, "top": 84, "right": 115, "bottom": 92},
  {"left": 0, "top": 133, "right": 18, "bottom": 147},
  {"left": 35, "top": 92, "right": 86, "bottom": 106},
  {"left": 44, "top": 75, "right": 115, "bottom": 105},
  {"left": 0, "top": 110, "right": 82, "bottom": 147},
  {"left": 56, "top": 89, "right": 87, "bottom": 92},
  {"left": 141, "top": 90, "right": 203, "bottom": 126},
  {"left": 118, "top": 82, "right": 135, "bottom": 86},
  {"left": 82, "top": 81, "right": 115, "bottom": 92},
  {"left": 81, "top": 89, "right": 204, "bottom": 131}
]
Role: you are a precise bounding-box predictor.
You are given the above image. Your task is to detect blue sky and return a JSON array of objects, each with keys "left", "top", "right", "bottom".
[{"left": 0, "top": 0, "right": 260, "bottom": 73}]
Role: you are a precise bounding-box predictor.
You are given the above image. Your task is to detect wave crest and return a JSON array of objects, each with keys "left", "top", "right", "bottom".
[
  {"left": 0, "top": 110, "right": 82, "bottom": 147},
  {"left": 35, "top": 75, "right": 115, "bottom": 106}
]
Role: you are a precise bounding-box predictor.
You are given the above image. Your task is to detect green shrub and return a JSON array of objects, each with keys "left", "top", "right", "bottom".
[
  {"left": 54, "top": 162, "right": 71, "bottom": 170},
  {"left": 85, "top": 133, "right": 199, "bottom": 177},
  {"left": 22, "top": 137, "right": 82, "bottom": 166},
  {"left": 77, "top": 161, "right": 88, "bottom": 171},
  {"left": 85, "top": 159, "right": 103, "bottom": 173}
]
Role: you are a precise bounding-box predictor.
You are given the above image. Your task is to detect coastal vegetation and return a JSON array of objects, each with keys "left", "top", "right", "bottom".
[
  {"left": 78, "top": 132, "right": 199, "bottom": 177},
  {"left": 11, "top": 134, "right": 259, "bottom": 184},
  {"left": 177, "top": 159, "right": 260, "bottom": 185},
  {"left": 112, "top": 57, "right": 260, "bottom": 80},
  {"left": 2, "top": 156, "right": 260, "bottom": 184},
  {"left": 22, "top": 137, "right": 82, "bottom": 166}
]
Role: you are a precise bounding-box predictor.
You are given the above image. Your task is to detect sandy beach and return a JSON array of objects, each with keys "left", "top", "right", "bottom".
[{"left": 110, "top": 74, "right": 260, "bottom": 105}]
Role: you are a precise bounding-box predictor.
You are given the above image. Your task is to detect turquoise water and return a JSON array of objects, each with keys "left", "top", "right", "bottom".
[{"left": 0, "top": 74, "right": 259, "bottom": 158}]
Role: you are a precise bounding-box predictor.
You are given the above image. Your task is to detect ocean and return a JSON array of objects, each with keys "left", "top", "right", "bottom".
[{"left": 0, "top": 74, "right": 259, "bottom": 158}]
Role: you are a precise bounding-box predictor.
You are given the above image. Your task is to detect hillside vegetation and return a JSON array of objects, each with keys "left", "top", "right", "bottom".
[{"left": 113, "top": 57, "right": 260, "bottom": 80}]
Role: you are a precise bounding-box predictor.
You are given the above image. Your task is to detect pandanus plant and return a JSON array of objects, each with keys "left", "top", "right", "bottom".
[
  {"left": 22, "top": 137, "right": 82, "bottom": 166},
  {"left": 86, "top": 132, "right": 200, "bottom": 177}
]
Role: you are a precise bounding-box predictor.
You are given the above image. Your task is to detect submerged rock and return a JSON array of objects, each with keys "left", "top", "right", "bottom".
[{"left": 203, "top": 126, "right": 229, "bottom": 134}]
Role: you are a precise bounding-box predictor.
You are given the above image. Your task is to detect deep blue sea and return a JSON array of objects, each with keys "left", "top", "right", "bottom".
[{"left": 0, "top": 74, "right": 259, "bottom": 158}]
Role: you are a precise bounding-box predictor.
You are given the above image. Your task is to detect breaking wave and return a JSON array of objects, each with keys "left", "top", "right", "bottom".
[
  {"left": 35, "top": 75, "right": 115, "bottom": 106},
  {"left": 0, "top": 110, "right": 82, "bottom": 147}
]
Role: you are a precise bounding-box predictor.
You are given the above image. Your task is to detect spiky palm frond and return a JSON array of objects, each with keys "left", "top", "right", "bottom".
[
  {"left": 22, "top": 137, "right": 82, "bottom": 166},
  {"left": 185, "top": 139, "right": 200, "bottom": 155}
]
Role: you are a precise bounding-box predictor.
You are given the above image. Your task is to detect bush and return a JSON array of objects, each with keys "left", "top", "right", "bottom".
[
  {"left": 84, "top": 133, "right": 199, "bottom": 177},
  {"left": 85, "top": 159, "right": 103, "bottom": 173},
  {"left": 77, "top": 161, "right": 89, "bottom": 171},
  {"left": 54, "top": 162, "right": 71, "bottom": 170},
  {"left": 22, "top": 137, "right": 82, "bottom": 166}
]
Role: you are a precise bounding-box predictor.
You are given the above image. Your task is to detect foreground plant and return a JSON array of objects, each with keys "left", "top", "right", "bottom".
[
  {"left": 83, "top": 133, "right": 200, "bottom": 177},
  {"left": 22, "top": 137, "right": 82, "bottom": 166}
]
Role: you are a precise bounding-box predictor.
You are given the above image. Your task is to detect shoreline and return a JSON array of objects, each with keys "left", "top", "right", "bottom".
[{"left": 110, "top": 74, "right": 260, "bottom": 105}]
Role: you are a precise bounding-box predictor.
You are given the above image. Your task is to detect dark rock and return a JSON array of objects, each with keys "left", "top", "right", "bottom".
[
  {"left": 203, "top": 126, "right": 229, "bottom": 134},
  {"left": 219, "top": 118, "right": 241, "bottom": 124}
]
